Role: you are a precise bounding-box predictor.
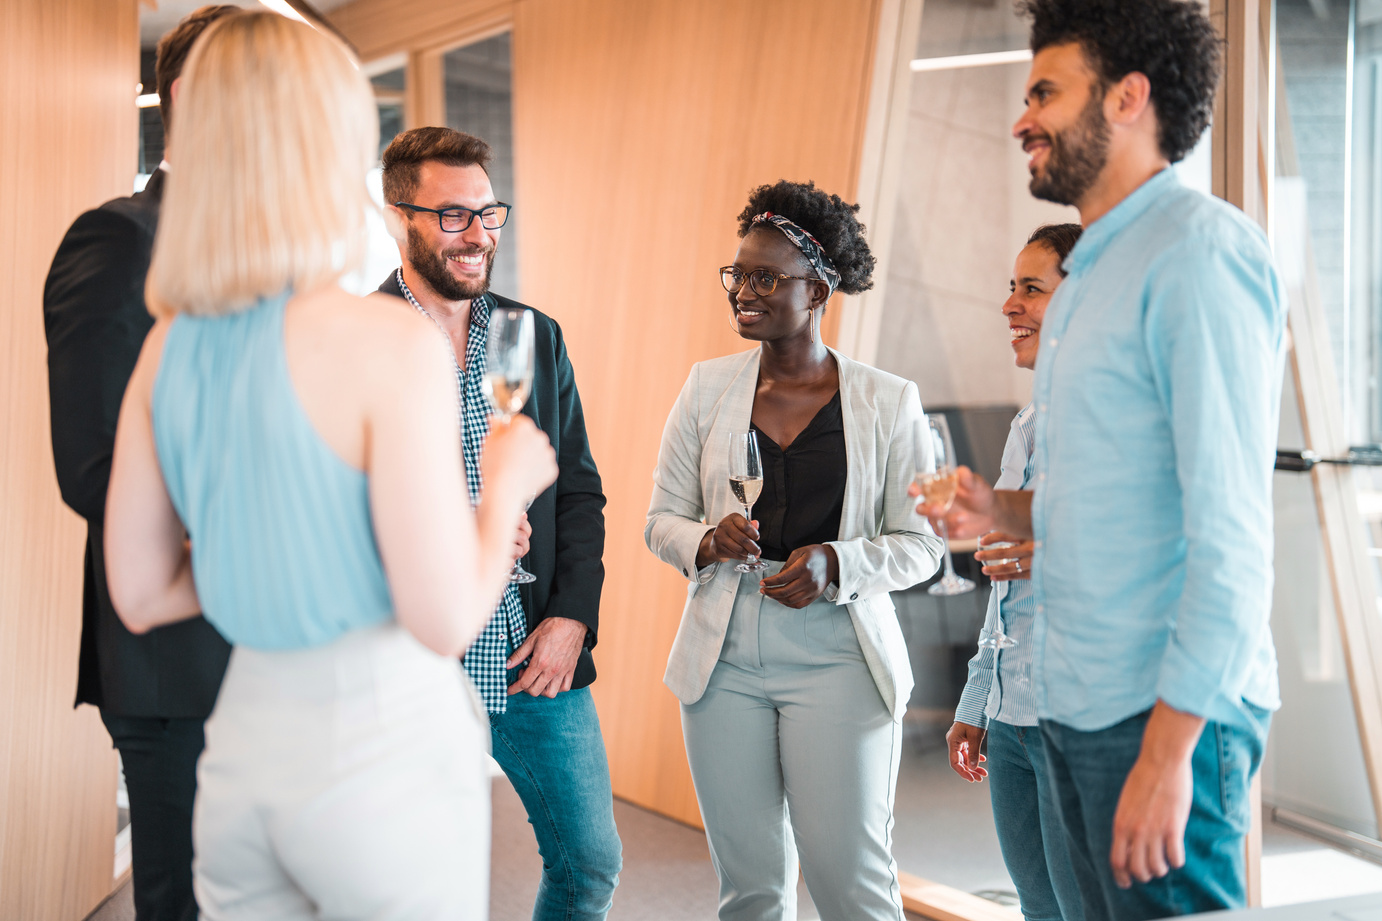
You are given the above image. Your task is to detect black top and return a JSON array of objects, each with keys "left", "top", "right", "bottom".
[
  {"left": 751, "top": 391, "right": 847, "bottom": 562},
  {"left": 376, "top": 275, "right": 607, "bottom": 689},
  {"left": 44, "top": 169, "right": 232, "bottom": 718}
]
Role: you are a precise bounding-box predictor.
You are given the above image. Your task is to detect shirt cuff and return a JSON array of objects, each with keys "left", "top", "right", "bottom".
[
  {"left": 955, "top": 683, "right": 990, "bottom": 729},
  {"left": 1154, "top": 641, "right": 1223, "bottom": 722}
]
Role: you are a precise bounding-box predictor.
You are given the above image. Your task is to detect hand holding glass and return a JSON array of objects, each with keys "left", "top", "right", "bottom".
[
  {"left": 728, "top": 432, "right": 768, "bottom": 573},
  {"left": 483, "top": 308, "right": 538, "bottom": 584},
  {"left": 914, "top": 416, "right": 975, "bottom": 596}
]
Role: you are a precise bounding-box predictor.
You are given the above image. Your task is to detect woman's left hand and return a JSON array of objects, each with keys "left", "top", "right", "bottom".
[{"left": 759, "top": 544, "right": 839, "bottom": 609}]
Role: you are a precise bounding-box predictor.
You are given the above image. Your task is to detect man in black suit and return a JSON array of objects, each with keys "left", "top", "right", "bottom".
[
  {"left": 43, "top": 7, "right": 239, "bottom": 920},
  {"left": 378, "top": 126, "right": 621, "bottom": 921}
]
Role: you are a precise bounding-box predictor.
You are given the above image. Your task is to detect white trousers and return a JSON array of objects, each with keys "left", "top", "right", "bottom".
[
  {"left": 193, "top": 623, "right": 490, "bottom": 920},
  {"left": 681, "top": 564, "right": 905, "bottom": 921}
]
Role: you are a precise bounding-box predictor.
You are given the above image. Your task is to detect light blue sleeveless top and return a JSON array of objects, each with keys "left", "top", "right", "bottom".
[{"left": 152, "top": 293, "right": 393, "bottom": 649}]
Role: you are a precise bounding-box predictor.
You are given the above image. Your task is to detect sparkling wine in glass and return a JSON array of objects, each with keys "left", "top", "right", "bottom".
[
  {"left": 728, "top": 431, "right": 768, "bottom": 573},
  {"left": 915, "top": 415, "right": 975, "bottom": 597},
  {"left": 483, "top": 308, "right": 538, "bottom": 584}
]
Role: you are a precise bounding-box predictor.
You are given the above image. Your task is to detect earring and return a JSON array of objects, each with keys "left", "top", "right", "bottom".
[{"left": 809, "top": 307, "right": 816, "bottom": 344}]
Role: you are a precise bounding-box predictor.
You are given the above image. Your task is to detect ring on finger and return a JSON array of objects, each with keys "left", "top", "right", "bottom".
[{"left": 1015, "top": 559, "right": 1022, "bottom": 573}]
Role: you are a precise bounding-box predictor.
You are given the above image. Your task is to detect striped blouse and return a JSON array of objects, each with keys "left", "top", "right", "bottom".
[{"left": 954, "top": 403, "right": 1038, "bottom": 728}]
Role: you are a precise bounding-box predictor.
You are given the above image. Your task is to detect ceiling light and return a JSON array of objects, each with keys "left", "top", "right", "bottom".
[
  {"left": 910, "top": 49, "right": 1033, "bottom": 72},
  {"left": 257, "top": 0, "right": 311, "bottom": 26}
]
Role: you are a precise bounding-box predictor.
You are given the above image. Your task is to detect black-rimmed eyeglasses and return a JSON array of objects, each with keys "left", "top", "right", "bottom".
[
  {"left": 395, "top": 201, "right": 512, "bottom": 233},
  {"left": 719, "top": 265, "right": 820, "bottom": 298}
]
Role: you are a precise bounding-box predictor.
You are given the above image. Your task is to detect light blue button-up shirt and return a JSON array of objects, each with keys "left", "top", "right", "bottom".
[{"left": 1030, "top": 168, "right": 1285, "bottom": 733}]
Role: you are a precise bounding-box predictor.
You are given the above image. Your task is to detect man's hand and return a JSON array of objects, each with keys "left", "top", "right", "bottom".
[
  {"left": 946, "top": 721, "right": 988, "bottom": 782},
  {"left": 759, "top": 544, "right": 838, "bottom": 609},
  {"left": 911, "top": 466, "right": 996, "bottom": 539},
  {"left": 1109, "top": 701, "right": 1205, "bottom": 888},
  {"left": 512, "top": 513, "right": 531, "bottom": 564},
  {"left": 975, "top": 531, "right": 1034, "bottom": 582},
  {"left": 506, "top": 616, "right": 587, "bottom": 698}
]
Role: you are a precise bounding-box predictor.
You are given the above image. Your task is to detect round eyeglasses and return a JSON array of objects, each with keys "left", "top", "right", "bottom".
[
  {"left": 396, "top": 201, "right": 511, "bottom": 233},
  {"left": 719, "top": 265, "right": 820, "bottom": 298}
]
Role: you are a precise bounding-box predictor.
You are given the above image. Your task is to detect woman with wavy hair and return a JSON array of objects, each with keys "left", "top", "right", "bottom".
[
  {"left": 646, "top": 180, "right": 944, "bottom": 921},
  {"left": 104, "top": 12, "right": 555, "bottom": 917}
]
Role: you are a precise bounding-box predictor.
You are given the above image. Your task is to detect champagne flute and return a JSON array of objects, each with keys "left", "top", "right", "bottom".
[
  {"left": 728, "top": 431, "right": 768, "bottom": 573},
  {"left": 483, "top": 307, "right": 537, "bottom": 585},
  {"left": 914, "top": 415, "right": 975, "bottom": 597},
  {"left": 975, "top": 531, "right": 1019, "bottom": 648}
]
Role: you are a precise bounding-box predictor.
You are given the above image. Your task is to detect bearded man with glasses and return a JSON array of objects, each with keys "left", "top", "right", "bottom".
[{"left": 378, "top": 126, "right": 621, "bottom": 921}]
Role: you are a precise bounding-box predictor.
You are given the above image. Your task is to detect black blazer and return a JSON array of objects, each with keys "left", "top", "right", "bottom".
[
  {"left": 377, "top": 274, "right": 606, "bottom": 688},
  {"left": 44, "top": 170, "right": 231, "bottom": 718}
]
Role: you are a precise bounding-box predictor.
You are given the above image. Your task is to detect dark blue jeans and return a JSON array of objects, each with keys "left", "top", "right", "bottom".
[
  {"left": 987, "top": 720, "right": 1085, "bottom": 921},
  {"left": 489, "top": 686, "right": 622, "bottom": 921},
  {"left": 1040, "top": 706, "right": 1269, "bottom": 921}
]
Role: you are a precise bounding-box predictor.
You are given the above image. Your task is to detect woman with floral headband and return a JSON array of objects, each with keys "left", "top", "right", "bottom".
[{"left": 646, "top": 179, "right": 944, "bottom": 920}]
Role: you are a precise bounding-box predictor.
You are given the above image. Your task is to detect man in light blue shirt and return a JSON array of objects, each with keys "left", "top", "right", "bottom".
[{"left": 918, "top": 1, "right": 1285, "bottom": 918}]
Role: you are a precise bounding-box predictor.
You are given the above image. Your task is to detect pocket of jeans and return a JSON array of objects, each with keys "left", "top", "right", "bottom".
[{"left": 1216, "top": 721, "right": 1260, "bottom": 832}]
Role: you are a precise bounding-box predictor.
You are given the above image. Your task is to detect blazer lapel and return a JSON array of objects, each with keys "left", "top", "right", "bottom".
[{"left": 829, "top": 348, "right": 872, "bottom": 542}]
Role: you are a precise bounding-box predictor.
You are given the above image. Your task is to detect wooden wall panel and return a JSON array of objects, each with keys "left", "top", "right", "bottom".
[
  {"left": 329, "top": 0, "right": 511, "bottom": 62},
  {"left": 0, "top": 0, "right": 137, "bottom": 917},
  {"left": 510, "top": 0, "right": 883, "bottom": 825}
]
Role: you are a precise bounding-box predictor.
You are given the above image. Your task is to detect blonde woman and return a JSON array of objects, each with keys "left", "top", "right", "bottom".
[
  {"left": 103, "top": 13, "right": 555, "bottom": 918},
  {"left": 646, "top": 180, "right": 944, "bottom": 921}
]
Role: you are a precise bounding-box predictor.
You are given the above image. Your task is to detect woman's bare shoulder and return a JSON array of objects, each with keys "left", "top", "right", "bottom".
[{"left": 292, "top": 286, "right": 440, "bottom": 364}]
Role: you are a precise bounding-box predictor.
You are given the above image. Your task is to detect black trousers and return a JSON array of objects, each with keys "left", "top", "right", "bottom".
[{"left": 101, "top": 713, "right": 207, "bottom": 921}]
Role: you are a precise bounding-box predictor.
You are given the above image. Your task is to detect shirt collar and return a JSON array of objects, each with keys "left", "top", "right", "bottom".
[
  {"left": 1063, "top": 167, "right": 1179, "bottom": 276},
  {"left": 394, "top": 267, "right": 491, "bottom": 330}
]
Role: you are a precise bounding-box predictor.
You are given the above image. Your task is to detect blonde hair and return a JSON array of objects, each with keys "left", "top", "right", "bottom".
[{"left": 147, "top": 12, "right": 378, "bottom": 316}]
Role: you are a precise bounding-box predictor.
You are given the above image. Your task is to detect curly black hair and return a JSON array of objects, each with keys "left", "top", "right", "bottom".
[
  {"left": 1018, "top": 0, "right": 1222, "bottom": 164},
  {"left": 735, "top": 180, "right": 876, "bottom": 296}
]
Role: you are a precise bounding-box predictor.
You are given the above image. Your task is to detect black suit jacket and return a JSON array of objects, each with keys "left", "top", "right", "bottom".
[
  {"left": 377, "top": 274, "right": 606, "bottom": 688},
  {"left": 44, "top": 170, "right": 231, "bottom": 718}
]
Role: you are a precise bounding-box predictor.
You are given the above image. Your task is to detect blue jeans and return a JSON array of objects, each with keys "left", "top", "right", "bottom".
[
  {"left": 1040, "top": 706, "right": 1270, "bottom": 921},
  {"left": 987, "top": 720, "right": 1085, "bottom": 921},
  {"left": 489, "top": 686, "right": 623, "bottom": 921}
]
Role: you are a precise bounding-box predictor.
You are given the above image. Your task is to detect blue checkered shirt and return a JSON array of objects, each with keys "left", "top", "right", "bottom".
[{"left": 396, "top": 269, "right": 528, "bottom": 713}]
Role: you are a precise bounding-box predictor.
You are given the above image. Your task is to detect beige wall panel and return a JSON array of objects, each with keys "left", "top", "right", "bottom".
[
  {"left": 510, "top": 0, "right": 882, "bottom": 824},
  {"left": 0, "top": 0, "right": 137, "bottom": 916}
]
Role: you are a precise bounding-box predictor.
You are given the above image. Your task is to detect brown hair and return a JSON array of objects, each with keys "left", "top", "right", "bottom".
[
  {"left": 381, "top": 127, "right": 493, "bottom": 205},
  {"left": 154, "top": 4, "right": 242, "bottom": 132},
  {"left": 1026, "top": 223, "right": 1083, "bottom": 276}
]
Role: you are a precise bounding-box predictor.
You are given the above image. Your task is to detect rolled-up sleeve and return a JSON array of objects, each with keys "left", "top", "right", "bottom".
[{"left": 1146, "top": 238, "right": 1286, "bottom": 718}]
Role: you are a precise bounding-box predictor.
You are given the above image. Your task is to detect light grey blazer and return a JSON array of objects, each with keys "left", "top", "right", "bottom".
[{"left": 645, "top": 347, "right": 944, "bottom": 721}]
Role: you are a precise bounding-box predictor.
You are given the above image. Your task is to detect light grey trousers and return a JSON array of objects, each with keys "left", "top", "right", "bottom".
[
  {"left": 681, "top": 562, "right": 905, "bottom": 921},
  {"left": 194, "top": 624, "right": 491, "bottom": 920}
]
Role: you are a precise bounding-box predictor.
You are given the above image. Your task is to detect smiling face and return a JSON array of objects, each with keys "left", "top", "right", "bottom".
[
  {"left": 1014, "top": 42, "right": 1112, "bottom": 207},
  {"left": 1005, "top": 241, "right": 1065, "bottom": 370},
  {"left": 398, "top": 160, "right": 500, "bottom": 302},
  {"left": 727, "top": 228, "right": 830, "bottom": 343}
]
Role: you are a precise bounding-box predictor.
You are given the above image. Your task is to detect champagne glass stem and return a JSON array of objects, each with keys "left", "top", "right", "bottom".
[
  {"left": 938, "top": 519, "right": 958, "bottom": 579},
  {"left": 744, "top": 504, "right": 755, "bottom": 562}
]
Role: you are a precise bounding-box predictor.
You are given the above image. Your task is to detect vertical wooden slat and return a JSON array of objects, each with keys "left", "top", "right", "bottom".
[
  {"left": 0, "top": 1, "right": 137, "bottom": 917},
  {"left": 405, "top": 47, "right": 445, "bottom": 130}
]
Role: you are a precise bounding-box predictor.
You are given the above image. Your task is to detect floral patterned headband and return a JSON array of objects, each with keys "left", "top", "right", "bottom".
[{"left": 750, "top": 212, "right": 842, "bottom": 295}]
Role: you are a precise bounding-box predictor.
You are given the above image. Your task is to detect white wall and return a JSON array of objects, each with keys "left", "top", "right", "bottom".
[{"left": 874, "top": 55, "right": 1076, "bottom": 412}]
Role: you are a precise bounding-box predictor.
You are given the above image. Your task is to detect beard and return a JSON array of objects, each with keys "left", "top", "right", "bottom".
[
  {"left": 405, "top": 222, "right": 494, "bottom": 302},
  {"left": 1028, "top": 90, "right": 1111, "bottom": 206}
]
